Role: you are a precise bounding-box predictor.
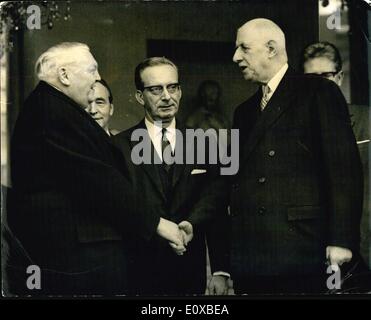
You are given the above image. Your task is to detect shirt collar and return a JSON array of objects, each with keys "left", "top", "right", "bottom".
[
  {"left": 145, "top": 117, "right": 176, "bottom": 136},
  {"left": 264, "top": 63, "right": 288, "bottom": 96},
  {"left": 144, "top": 117, "right": 176, "bottom": 153}
]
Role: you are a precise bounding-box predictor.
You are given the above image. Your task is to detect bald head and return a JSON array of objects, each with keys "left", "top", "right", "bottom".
[
  {"left": 240, "top": 19, "right": 286, "bottom": 52},
  {"left": 233, "top": 18, "right": 288, "bottom": 84}
]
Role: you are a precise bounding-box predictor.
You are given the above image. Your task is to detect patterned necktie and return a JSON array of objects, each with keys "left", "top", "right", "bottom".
[
  {"left": 260, "top": 85, "right": 271, "bottom": 111},
  {"left": 161, "top": 128, "right": 172, "bottom": 171}
]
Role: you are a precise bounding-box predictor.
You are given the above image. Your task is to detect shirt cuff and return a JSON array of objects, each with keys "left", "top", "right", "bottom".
[{"left": 212, "top": 271, "right": 230, "bottom": 278}]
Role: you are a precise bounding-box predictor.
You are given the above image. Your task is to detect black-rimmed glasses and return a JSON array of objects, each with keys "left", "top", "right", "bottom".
[
  {"left": 143, "top": 83, "right": 180, "bottom": 96},
  {"left": 306, "top": 71, "right": 340, "bottom": 79}
]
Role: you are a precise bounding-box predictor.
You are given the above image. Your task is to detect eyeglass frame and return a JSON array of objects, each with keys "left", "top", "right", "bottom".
[
  {"left": 142, "top": 83, "right": 181, "bottom": 96},
  {"left": 305, "top": 70, "right": 341, "bottom": 79}
]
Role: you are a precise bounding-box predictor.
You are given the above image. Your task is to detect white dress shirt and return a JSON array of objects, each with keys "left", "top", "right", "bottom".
[
  {"left": 144, "top": 117, "right": 230, "bottom": 280},
  {"left": 144, "top": 118, "right": 176, "bottom": 161},
  {"left": 262, "top": 62, "right": 289, "bottom": 103}
]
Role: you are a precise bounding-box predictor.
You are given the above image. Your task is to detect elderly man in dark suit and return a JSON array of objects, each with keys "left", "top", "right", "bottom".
[
  {"left": 228, "top": 19, "right": 363, "bottom": 294},
  {"left": 113, "top": 57, "right": 229, "bottom": 295},
  {"left": 6, "top": 43, "right": 181, "bottom": 295}
]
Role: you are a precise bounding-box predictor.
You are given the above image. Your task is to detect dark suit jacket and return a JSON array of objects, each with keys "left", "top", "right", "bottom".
[
  {"left": 348, "top": 104, "right": 370, "bottom": 267},
  {"left": 229, "top": 69, "right": 363, "bottom": 279},
  {"left": 113, "top": 120, "right": 229, "bottom": 295},
  {"left": 6, "top": 81, "right": 146, "bottom": 295}
]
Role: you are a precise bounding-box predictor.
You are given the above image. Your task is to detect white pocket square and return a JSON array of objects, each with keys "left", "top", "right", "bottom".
[
  {"left": 191, "top": 169, "right": 207, "bottom": 175},
  {"left": 357, "top": 139, "right": 370, "bottom": 145}
]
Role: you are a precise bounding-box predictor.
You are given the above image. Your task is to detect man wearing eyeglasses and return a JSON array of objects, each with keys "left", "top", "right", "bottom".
[
  {"left": 113, "top": 57, "right": 229, "bottom": 295},
  {"left": 302, "top": 42, "right": 344, "bottom": 86},
  {"left": 303, "top": 42, "right": 370, "bottom": 279}
]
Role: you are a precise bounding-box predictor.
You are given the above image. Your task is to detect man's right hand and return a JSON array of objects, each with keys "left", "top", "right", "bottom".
[{"left": 156, "top": 218, "right": 186, "bottom": 255}]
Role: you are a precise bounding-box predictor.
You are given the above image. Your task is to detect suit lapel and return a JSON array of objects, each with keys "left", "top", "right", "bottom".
[
  {"left": 128, "top": 120, "right": 166, "bottom": 201},
  {"left": 242, "top": 70, "right": 297, "bottom": 162}
]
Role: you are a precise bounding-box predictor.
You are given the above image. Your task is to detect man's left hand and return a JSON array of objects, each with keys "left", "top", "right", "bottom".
[{"left": 207, "top": 275, "right": 229, "bottom": 295}]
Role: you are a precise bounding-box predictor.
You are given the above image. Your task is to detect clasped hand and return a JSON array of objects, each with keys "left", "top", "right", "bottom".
[
  {"left": 168, "top": 220, "right": 194, "bottom": 255},
  {"left": 155, "top": 217, "right": 193, "bottom": 255}
]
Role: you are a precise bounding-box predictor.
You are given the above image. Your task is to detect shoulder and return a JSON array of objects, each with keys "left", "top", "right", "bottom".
[
  {"left": 28, "top": 81, "right": 93, "bottom": 126},
  {"left": 15, "top": 81, "right": 84, "bottom": 135},
  {"left": 112, "top": 120, "right": 145, "bottom": 145},
  {"left": 285, "top": 73, "right": 342, "bottom": 96}
]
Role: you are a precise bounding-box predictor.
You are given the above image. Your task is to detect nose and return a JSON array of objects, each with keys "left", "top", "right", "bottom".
[
  {"left": 88, "top": 103, "right": 98, "bottom": 115},
  {"left": 233, "top": 48, "right": 241, "bottom": 63},
  {"left": 161, "top": 87, "right": 171, "bottom": 100},
  {"left": 95, "top": 70, "right": 101, "bottom": 81}
]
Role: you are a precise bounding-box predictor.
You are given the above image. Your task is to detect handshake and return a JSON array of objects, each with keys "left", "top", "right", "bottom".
[{"left": 156, "top": 218, "right": 194, "bottom": 255}]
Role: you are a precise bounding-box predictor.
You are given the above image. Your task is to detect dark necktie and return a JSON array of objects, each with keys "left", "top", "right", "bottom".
[{"left": 161, "top": 128, "right": 172, "bottom": 172}]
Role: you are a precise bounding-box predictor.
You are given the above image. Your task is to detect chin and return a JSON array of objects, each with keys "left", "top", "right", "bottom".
[
  {"left": 242, "top": 71, "right": 253, "bottom": 80},
  {"left": 158, "top": 115, "right": 175, "bottom": 122},
  {"left": 162, "top": 110, "right": 176, "bottom": 118}
]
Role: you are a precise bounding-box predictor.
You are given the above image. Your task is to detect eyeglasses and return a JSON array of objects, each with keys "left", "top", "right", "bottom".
[
  {"left": 143, "top": 83, "right": 180, "bottom": 96},
  {"left": 306, "top": 71, "right": 340, "bottom": 79}
]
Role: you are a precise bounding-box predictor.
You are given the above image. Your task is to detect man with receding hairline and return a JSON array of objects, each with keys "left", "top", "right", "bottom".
[{"left": 226, "top": 18, "right": 363, "bottom": 293}]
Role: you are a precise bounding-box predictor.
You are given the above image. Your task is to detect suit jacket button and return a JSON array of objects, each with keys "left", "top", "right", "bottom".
[
  {"left": 268, "top": 150, "right": 275, "bottom": 157},
  {"left": 258, "top": 177, "right": 266, "bottom": 183},
  {"left": 258, "top": 207, "right": 266, "bottom": 214}
]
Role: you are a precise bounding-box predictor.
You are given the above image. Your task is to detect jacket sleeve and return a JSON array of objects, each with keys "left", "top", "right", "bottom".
[{"left": 315, "top": 79, "right": 363, "bottom": 250}]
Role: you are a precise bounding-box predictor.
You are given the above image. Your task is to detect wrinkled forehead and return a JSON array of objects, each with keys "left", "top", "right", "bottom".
[
  {"left": 236, "top": 26, "right": 264, "bottom": 46},
  {"left": 141, "top": 65, "right": 179, "bottom": 85}
]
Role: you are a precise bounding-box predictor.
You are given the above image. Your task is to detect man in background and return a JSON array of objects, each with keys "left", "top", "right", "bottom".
[
  {"left": 87, "top": 79, "right": 118, "bottom": 136},
  {"left": 302, "top": 41, "right": 370, "bottom": 288}
]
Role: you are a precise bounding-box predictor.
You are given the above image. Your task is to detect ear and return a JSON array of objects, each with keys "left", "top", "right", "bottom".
[
  {"left": 135, "top": 90, "right": 145, "bottom": 106},
  {"left": 57, "top": 67, "right": 70, "bottom": 86},
  {"left": 109, "top": 103, "right": 114, "bottom": 116},
  {"left": 337, "top": 70, "right": 344, "bottom": 87},
  {"left": 178, "top": 86, "right": 182, "bottom": 100},
  {"left": 266, "top": 40, "right": 278, "bottom": 58}
]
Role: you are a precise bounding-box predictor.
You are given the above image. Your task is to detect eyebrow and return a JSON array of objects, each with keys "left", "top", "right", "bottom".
[{"left": 235, "top": 42, "right": 248, "bottom": 49}]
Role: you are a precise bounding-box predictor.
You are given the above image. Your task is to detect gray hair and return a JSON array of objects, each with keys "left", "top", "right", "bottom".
[{"left": 35, "top": 42, "right": 90, "bottom": 81}]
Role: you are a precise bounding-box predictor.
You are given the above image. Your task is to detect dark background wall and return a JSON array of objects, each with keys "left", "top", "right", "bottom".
[{"left": 18, "top": 0, "right": 318, "bottom": 132}]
